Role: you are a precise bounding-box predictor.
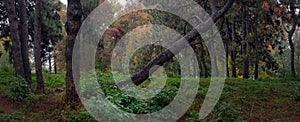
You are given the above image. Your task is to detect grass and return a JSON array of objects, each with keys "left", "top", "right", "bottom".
[{"left": 0, "top": 71, "right": 299, "bottom": 121}]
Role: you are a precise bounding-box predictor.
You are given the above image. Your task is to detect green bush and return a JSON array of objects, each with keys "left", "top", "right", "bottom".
[
  {"left": 5, "top": 76, "right": 33, "bottom": 102},
  {"left": 292, "top": 86, "right": 300, "bottom": 101},
  {"left": 0, "top": 112, "right": 24, "bottom": 122},
  {"left": 65, "top": 112, "right": 96, "bottom": 122},
  {"left": 44, "top": 74, "right": 65, "bottom": 88},
  {"left": 212, "top": 101, "right": 243, "bottom": 121},
  {"left": 0, "top": 51, "right": 15, "bottom": 75}
]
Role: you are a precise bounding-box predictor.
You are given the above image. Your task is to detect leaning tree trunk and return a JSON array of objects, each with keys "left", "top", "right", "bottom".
[
  {"left": 34, "top": 0, "right": 45, "bottom": 93},
  {"left": 65, "top": 0, "right": 82, "bottom": 103},
  {"left": 19, "top": 0, "right": 32, "bottom": 85},
  {"left": 117, "top": 0, "right": 234, "bottom": 86},
  {"left": 5, "top": 0, "right": 25, "bottom": 78}
]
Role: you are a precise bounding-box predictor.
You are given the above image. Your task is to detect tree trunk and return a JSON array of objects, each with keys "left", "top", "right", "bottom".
[
  {"left": 34, "top": 0, "right": 45, "bottom": 93},
  {"left": 225, "top": 19, "right": 230, "bottom": 78},
  {"left": 208, "top": 28, "right": 219, "bottom": 77},
  {"left": 231, "top": 50, "right": 237, "bottom": 78},
  {"left": 298, "top": 55, "right": 300, "bottom": 74},
  {"left": 225, "top": 46, "right": 229, "bottom": 77},
  {"left": 199, "top": 40, "right": 208, "bottom": 78},
  {"left": 289, "top": 33, "right": 296, "bottom": 78},
  {"left": 54, "top": 50, "right": 57, "bottom": 74},
  {"left": 5, "top": 0, "right": 26, "bottom": 78},
  {"left": 242, "top": 8, "right": 249, "bottom": 79},
  {"left": 19, "top": 0, "right": 32, "bottom": 85},
  {"left": 285, "top": 4, "right": 297, "bottom": 79},
  {"left": 193, "top": 39, "right": 208, "bottom": 78},
  {"left": 254, "top": 59, "right": 259, "bottom": 80},
  {"left": 231, "top": 22, "right": 237, "bottom": 78},
  {"left": 49, "top": 55, "right": 52, "bottom": 73},
  {"left": 117, "top": 0, "right": 234, "bottom": 86},
  {"left": 65, "top": 0, "right": 82, "bottom": 103}
]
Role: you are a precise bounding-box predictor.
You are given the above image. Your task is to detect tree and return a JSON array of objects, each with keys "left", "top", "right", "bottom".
[
  {"left": 283, "top": 3, "right": 297, "bottom": 78},
  {"left": 117, "top": 0, "right": 234, "bottom": 86},
  {"left": 19, "top": 0, "right": 32, "bottom": 85},
  {"left": 4, "top": 0, "right": 25, "bottom": 78},
  {"left": 41, "top": 0, "right": 64, "bottom": 73},
  {"left": 34, "top": 0, "right": 45, "bottom": 93},
  {"left": 65, "top": 0, "right": 83, "bottom": 103}
]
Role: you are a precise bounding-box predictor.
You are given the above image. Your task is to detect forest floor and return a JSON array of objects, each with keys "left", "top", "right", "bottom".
[{"left": 0, "top": 74, "right": 299, "bottom": 121}]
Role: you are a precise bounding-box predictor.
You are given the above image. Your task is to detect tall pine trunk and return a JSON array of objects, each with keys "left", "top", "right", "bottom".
[
  {"left": 19, "top": 0, "right": 32, "bottom": 85},
  {"left": 5, "top": 0, "right": 25, "bottom": 78},
  {"left": 65, "top": 0, "right": 82, "bottom": 103},
  {"left": 34, "top": 0, "right": 45, "bottom": 93}
]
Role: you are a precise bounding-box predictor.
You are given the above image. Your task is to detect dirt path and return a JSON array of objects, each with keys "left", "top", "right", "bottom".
[{"left": 0, "top": 96, "right": 20, "bottom": 114}]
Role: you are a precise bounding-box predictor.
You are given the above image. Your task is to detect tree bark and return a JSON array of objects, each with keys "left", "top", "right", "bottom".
[
  {"left": 117, "top": 0, "right": 234, "bottom": 86},
  {"left": 242, "top": 7, "right": 249, "bottom": 79},
  {"left": 284, "top": 4, "right": 297, "bottom": 78},
  {"left": 5, "top": 0, "right": 26, "bottom": 78},
  {"left": 289, "top": 31, "right": 296, "bottom": 78},
  {"left": 225, "top": 19, "right": 231, "bottom": 78},
  {"left": 199, "top": 40, "right": 208, "bottom": 78},
  {"left": 231, "top": 49, "right": 237, "bottom": 78},
  {"left": 193, "top": 39, "right": 208, "bottom": 78},
  {"left": 54, "top": 50, "right": 57, "bottom": 74},
  {"left": 65, "top": 0, "right": 82, "bottom": 103},
  {"left": 49, "top": 55, "right": 52, "bottom": 73},
  {"left": 19, "top": 0, "right": 32, "bottom": 85},
  {"left": 231, "top": 22, "right": 237, "bottom": 78},
  {"left": 34, "top": 0, "right": 45, "bottom": 93},
  {"left": 254, "top": 59, "right": 259, "bottom": 80}
]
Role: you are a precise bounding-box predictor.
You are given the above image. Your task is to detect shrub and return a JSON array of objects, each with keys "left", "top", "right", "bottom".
[
  {"left": 5, "top": 76, "right": 33, "bottom": 102},
  {"left": 65, "top": 112, "right": 96, "bottom": 122},
  {"left": 212, "top": 101, "right": 243, "bottom": 121},
  {"left": 0, "top": 51, "right": 14, "bottom": 75},
  {"left": 0, "top": 112, "right": 24, "bottom": 122},
  {"left": 292, "top": 86, "right": 300, "bottom": 101},
  {"left": 44, "top": 74, "right": 65, "bottom": 88}
]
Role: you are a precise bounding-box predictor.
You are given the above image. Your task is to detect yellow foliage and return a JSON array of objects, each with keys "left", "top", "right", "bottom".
[
  {"left": 259, "top": 71, "right": 274, "bottom": 79},
  {"left": 268, "top": 45, "right": 276, "bottom": 55},
  {"left": 258, "top": 61, "right": 266, "bottom": 67},
  {"left": 0, "top": 36, "right": 11, "bottom": 53}
]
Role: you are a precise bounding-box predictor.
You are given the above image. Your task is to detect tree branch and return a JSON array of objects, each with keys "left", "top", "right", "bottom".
[{"left": 209, "top": 0, "right": 218, "bottom": 14}]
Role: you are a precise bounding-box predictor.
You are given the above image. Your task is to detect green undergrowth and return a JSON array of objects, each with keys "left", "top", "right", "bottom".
[{"left": 0, "top": 70, "right": 299, "bottom": 121}]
